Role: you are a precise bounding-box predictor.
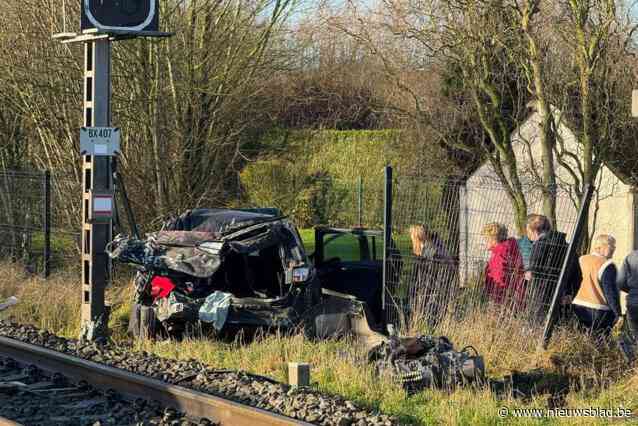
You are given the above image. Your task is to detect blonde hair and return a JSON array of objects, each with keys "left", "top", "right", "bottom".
[
  {"left": 482, "top": 222, "right": 508, "bottom": 242},
  {"left": 592, "top": 234, "right": 616, "bottom": 252},
  {"left": 410, "top": 224, "right": 439, "bottom": 255},
  {"left": 410, "top": 225, "right": 426, "bottom": 255}
]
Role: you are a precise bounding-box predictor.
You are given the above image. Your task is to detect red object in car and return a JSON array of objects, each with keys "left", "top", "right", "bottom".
[{"left": 150, "top": 276, "right": 175, "bottom": 300}]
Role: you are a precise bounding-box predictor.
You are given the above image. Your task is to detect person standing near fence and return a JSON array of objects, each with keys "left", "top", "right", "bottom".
[
  {"left": 525, "top": 215, "right": 569, "bottom": 315},
  {"left": 409, "top": 224, "right": 449, "bottom": 327},
  {"left": 481, "top": 223, "right": 525, "bottom": 307},
  {"left": 617, "top": 250, "right": 638, "bottom": 362},
  {"left": 571, "top": 234, "right": 621, "bottom": 339}
]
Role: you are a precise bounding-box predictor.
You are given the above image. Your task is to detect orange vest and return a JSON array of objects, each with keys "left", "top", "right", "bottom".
[{"left": 573, "top": 254, "right": 613, "bottom": 311}]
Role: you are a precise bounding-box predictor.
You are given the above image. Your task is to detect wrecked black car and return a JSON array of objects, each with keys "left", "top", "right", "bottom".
[
  {"left": 107, "top": 209, "right": 390, "bottom": 344},
  {"left": 107, "top": 209, "right": 324, "bottom": 338}
]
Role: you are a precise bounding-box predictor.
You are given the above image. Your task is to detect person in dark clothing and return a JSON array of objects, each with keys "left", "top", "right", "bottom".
[
  {"left": 617, "top": 250, "right": 638, "bottom": 362},
  {"left": 572, "top": 234, "right": 620, "bottom": 338},
  {"left": 525, "top": 215, "right": 569, "bottom": 317},
  {"left": 409, "top": 224, "right": 451, "bottom": 327}
]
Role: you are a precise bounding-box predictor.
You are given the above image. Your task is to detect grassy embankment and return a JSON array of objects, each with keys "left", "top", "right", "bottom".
[{"left": 0, "top": 248, "right": 636, "bottom": 424}]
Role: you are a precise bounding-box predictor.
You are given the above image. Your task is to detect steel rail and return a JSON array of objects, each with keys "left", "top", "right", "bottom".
[{"left": 0, "top": 336, "right": 310, "bottom": 426}]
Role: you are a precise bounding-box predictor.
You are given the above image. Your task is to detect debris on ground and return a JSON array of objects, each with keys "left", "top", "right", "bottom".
[
  {"left": 0, "top": 296, "right": 18, "bottom": 312},
  {"left": 368, "top": 334, "right": 485, "bottom": 395}
]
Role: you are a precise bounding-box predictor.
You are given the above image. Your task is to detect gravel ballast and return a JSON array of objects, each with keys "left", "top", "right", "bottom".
[
  {"left": 0, "top": 355, "right": 214, "bottom": 426},
  {"left": 0, "top": 321, "right": 397, "bottom": 426}
]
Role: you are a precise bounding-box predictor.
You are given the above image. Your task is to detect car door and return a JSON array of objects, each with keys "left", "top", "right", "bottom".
[{"left": 313, "top": 228, "right": 384, "bottom": 323}]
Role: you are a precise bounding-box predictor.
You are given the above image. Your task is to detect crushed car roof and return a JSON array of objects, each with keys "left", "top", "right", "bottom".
[
  {"left": 164, "top": 208, "right": 282, "bottom": 234},
  {"left": 109, "top": 209, "right": 295, "bottom": 278}
]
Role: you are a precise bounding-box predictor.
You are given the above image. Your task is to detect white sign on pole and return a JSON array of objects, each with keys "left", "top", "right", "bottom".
[
  {"left": 93, "top": 196, "right": 112, "bottom": 214},
  {"left": 90, "top": 193, "right": 114, "bottom": 222},
  {"left": 80, "top": 127, "right": 120, "bottom": 156},
  {"left": 632, "top": 90, "right": 638, "bottom": 118}
]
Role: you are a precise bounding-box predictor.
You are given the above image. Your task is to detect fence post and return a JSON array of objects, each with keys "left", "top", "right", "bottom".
[
  {"left": 540, "top": 184, "right": 594, "bottom": 349},
  {"left": 382, "top": 166, "right": 393, "bottom": 325},
  {"left": 43, "top": 170, "right": 51, "bottom": 278},
  {"left": 357, "top": 176, "right": 363, "bottom": 227}
]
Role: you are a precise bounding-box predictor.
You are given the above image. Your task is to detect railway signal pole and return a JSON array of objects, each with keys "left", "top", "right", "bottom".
[
  {"left": 54, "top": 0, "right": 171, "bottom": 341},
  {"left": 80, "top": 39, "right": 113, "bottom": 341}
]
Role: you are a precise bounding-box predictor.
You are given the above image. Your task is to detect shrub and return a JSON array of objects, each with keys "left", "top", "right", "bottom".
[
  {"left": 241, "top": 130, "right": 403, "bottom": 227},
  {"left": 240, "top": 158, "right": 305, "bottom": 217}
]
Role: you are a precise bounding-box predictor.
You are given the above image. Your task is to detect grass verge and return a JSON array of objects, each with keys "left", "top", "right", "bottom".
[{"left": 0, "top": 262, "right": 636, "bottom": 425}]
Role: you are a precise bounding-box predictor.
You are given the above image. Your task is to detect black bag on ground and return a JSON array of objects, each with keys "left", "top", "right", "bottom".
[{"left": 369, "top": 335, "right": 485, "bottom": 394}]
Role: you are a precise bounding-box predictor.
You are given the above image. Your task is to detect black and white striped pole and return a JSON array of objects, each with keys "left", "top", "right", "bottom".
[
  {"left": 53, "top": 0, "right": 171, "bottom": 341},
  {"left": 79, "top": 38, "right": 114, "bottom": 341}
]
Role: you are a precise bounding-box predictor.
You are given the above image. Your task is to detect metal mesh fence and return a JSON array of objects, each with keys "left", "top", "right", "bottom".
[
  {"left": 0, "top": 170, "right": 45, "bottom": 266},
  {"left": 49, "top": 171, "right": 82, "bottom": 268},
  {"left": 385, "top": 174, "right": 580, "bottom": 351},
  {"left": 316, "top": 176, "right": 385, "bottom": 229},
  {"left": 0, "top": 169, "right": 80, "bottom": 274}
]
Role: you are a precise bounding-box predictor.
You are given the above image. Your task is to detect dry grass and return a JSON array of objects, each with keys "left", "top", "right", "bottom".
[
  {"left": 0, "top": 262, "right": 637, "bottom": 425},
  {"left": 0, "top": 262, "right": 81, "bottom": 336}
]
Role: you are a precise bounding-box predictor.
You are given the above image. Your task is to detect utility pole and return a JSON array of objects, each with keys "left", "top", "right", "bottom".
[{"left": 53, "top": 0, "right": 172, "bottom": 341}]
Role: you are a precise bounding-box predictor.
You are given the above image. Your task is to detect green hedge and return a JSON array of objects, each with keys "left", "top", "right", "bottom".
[{"left": 241, "top": 130, "right": 403, "bottom": 227}]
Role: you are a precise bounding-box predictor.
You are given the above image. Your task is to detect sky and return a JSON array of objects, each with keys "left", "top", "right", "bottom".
[{"left": 287, "top": 0, "right": 377, "bottom": 25}]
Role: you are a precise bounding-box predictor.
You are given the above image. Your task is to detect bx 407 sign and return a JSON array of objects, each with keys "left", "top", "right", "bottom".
[{"left": 80, "top": 127, "right": 121, "bottom": 156}]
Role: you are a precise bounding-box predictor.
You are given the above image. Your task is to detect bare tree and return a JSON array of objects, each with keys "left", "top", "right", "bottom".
[
  {"left": 337, "top": 0, "right": 532, "bottom": 232},
  {"left": 512, "top": 0, "right": 559, "bottom": 225},
  {"left": 550, "top": 0, "right": 636, "bottom": 205},
  {"left": 0, "top": 0, "right": 295, "bottom": 228},
  {"left": 333, "top": 0, "right": 637, "bottom": 233}
]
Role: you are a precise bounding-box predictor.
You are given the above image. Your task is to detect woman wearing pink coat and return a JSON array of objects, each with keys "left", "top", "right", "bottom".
[{"left": 482, "top": 223, "right": 526, "bottom": 307}]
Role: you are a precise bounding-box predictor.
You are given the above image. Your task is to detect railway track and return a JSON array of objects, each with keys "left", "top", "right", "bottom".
[{"left": 0, "top": 336, "right": 309, "bottom": 426}]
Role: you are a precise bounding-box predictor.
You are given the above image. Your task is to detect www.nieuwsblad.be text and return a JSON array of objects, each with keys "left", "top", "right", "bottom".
[{"left": 498, "top": 406, "right": 633, "bottom": 418}]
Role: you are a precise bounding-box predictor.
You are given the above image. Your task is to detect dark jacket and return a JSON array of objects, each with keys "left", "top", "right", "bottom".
[
  {"left": 528, "top": 230, "right": 569, "bottom": 304},
  {"left": 601, "top": 263, "right": 621, "bottom": 318},
  {"left": 617, "top": 250, "right": 638, "bottom": 308}
]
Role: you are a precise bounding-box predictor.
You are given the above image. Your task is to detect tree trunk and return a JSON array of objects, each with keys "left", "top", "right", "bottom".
[{"left": 520, "top": 5, "right": 557, "bottom": 226}]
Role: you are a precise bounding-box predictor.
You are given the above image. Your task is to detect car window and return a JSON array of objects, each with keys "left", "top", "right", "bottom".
[{"left": 324, "top": 233, "right": 361, "bottom": 262}]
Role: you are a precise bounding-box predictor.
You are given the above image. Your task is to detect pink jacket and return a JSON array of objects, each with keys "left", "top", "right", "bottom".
[{"left": 485, "top": 238, "right": 525, "bottom": 305}]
